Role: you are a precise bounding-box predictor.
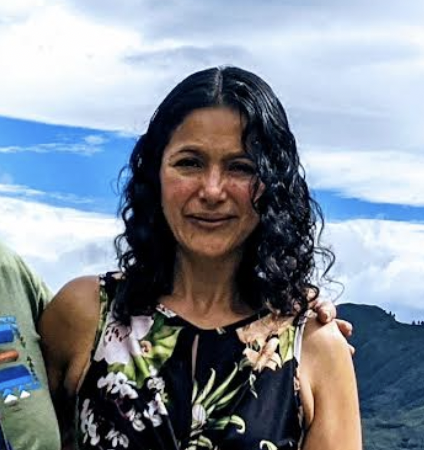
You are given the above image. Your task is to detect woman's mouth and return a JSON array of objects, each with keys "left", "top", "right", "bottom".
[{"left": 186, "top": 214, "right": 235, "bottom": 228}]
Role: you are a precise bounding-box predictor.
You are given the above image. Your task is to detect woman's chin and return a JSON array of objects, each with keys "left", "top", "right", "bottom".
[{"left": 180, "top": 244, "right": 241, "bottom": 262}]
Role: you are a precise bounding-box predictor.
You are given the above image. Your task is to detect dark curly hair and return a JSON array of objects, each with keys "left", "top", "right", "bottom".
[{"left": 114, "top": 66, "right": 335, "bottom": 323}]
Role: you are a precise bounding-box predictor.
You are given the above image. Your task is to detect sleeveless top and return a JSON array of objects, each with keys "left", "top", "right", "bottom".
[{"left": 76, "top": 273, "right": 307, "bottom": 450}]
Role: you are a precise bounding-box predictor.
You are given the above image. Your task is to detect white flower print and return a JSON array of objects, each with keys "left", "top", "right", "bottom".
[
  {"left": 146, "top": 365, "right": 165, "bottom": 392},
  {"left": 105, "top": 428, "right": 129, "bottom": 448},
  {"left": 149, "top": 365, "right": 159, "bottom": 377},
  {"left": 80, "top": 398, "right": 101, "bottom": 446},
  {"left": 125, "top": 407, "right": 146, "bottom": 432},
  {"left": 143, "top": 393, "right": 168, "bottom": 427},
  {"left": 147, "top": 376, "right": 165, "bottom": 391},
  {"left": 97, "top": 371, "right": 138, "bottom": 399},
  {"left": 192, "top": 403, "right": 207, "bottom": 427},
  {"left": 94, "top": 305, "right": 154, "bottom": 365},
  {"left": 154, "top": 392, "right": 168, "bottom": 415}
]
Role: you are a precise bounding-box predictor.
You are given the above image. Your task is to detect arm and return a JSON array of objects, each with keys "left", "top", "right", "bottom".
[
  {"left": 300, "top": 320, "right": 362, "bottom": 450},
  {"left": 38, "top": 276, "right": 100, "bottom": 449}
]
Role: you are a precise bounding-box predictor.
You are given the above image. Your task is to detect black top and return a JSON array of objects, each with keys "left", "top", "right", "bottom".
[{"left": 76, "top": 273, "right": 306, "bottom": 450}]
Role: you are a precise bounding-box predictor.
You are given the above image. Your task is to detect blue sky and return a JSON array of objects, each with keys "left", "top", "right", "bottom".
[
  {"left": 0, "top": 115, "right": 131, "bottom": 213},
  {"left": 0, "top": 0, "right": 423, "bottom": 323}
]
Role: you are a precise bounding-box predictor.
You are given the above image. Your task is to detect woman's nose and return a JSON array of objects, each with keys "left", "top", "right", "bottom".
[{"left": 199, "top": 167, "right": 227, "bottom": 203}]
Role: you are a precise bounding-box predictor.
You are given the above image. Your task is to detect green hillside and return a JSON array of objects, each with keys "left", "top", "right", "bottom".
[{"left": 338, "top": 304, "right": 424, "bottom": 449}]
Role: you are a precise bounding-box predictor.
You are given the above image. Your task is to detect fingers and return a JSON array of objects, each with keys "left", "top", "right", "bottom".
[
  {"left": 336, "top": 320, "right": 356, "bottom": 356},
  {"left": 315, "top": 301, "right": 337, "bottom": 324},
  {"left": 307, "top": 291, "right": 356, "bottom": 358},
  {"left": 335, "top": 319, "right": 353, "bottom": 337}
]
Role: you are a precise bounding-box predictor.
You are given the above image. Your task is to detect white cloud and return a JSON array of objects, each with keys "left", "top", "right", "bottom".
[
  {"left": 0, "top": 183, "right": 94, "bottom": 205},
  {"left": 322, "top": 219, "right": 424, "bottom": 322},
  {"left": 0, "top": 133, "right": 107, "bottom": 155},
  {"left": 0, "top": 0, "right": 422, "bottom": 149},
  {"left": 83, "top": 134, "right": 108, "bottom": 146},
  {"left": 0, "top": 0, "right": 46, "bottom": 23},
  {"left": 302, "top": 147, "right": 424, "bottom": 206},
  {"left": 0, "top": 196, "right": 120, "bottom": 291},
  {"left": 0, "top": 3, "right": 173, "bottom": 130}
]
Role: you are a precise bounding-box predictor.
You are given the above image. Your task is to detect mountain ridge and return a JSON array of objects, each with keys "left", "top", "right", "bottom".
[{"left": 338, "top": 303, "right": 424, "bottom": 449}]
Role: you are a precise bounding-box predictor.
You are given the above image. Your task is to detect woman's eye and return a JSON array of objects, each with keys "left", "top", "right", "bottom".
[
  {"left": 174, "top": 158, "right": 202, "bottom": 168},
  {"left": 229, "top": 162, "right": 256, "bottom": 175}
]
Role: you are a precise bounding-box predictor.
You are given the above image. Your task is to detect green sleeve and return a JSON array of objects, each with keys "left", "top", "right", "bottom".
[
  {"left": 0, "top": 241, "right": 53, "bottom": 322},
  {"left": 0, "top": 241, "right": 61, "bottom": 450}
]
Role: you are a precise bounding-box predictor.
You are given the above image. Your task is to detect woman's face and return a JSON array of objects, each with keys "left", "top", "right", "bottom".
[{"left": 160, "top": 106, "right": 262, "bottom": 261}]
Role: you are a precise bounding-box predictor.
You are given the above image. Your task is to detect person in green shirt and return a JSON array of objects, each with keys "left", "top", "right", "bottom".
[{"left": 0, "top": 241, "right": 61, "bottom": 450}]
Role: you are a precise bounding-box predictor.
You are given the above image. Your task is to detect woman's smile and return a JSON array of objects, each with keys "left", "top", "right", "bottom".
[{"left": 186, "top": 214, "right": 237, "bottom": 229}]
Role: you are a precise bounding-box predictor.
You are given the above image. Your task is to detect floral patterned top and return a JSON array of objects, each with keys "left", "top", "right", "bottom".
[{"left": 76, "top": 273, "right": 307, "bottom": 450}]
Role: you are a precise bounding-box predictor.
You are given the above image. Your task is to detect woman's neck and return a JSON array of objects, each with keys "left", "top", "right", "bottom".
[{"left": 161, "top": 249, "right": 253, "bottom": 324}]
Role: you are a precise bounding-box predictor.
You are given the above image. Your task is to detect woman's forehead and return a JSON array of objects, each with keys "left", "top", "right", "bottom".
[{"left": 164, "top": 107, "right": 245, "bottom": 153}]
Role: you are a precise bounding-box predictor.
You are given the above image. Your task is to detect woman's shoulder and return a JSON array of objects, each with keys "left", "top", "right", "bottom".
[
  {"left": 302, "top": 316, "right": 351, "bottom": 363},
  {"left": 38, "top": 276, "right": 102, "bottom": 365},
  {"left": 44, "top": 275, "right": 101, "bottom": 323},
  {"left": 300, "top": 315, "right": 356, "bottom": 407},
  {"left": 38, "top": 275, "right": 108, "bottom": 397},
  {"left": 299, "top": 316, "right": 358, "bottom": 434}
]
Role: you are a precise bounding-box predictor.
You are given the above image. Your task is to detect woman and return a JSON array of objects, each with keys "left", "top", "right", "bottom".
[{"left": 40, "top": 66, "right": 361, "bottom": 450}]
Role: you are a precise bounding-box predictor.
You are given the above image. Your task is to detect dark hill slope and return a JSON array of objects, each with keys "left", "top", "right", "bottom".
[{"left": 338, "top": 304, "right": 424, "bottom": 449}]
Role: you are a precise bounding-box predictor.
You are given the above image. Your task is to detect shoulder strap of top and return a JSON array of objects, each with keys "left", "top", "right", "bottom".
[
  {"left": 293, "top": 312, "right": 310, "bottom": 364},
  {"left": 91, "top": 272, "right": 118, "bottom": 359}
]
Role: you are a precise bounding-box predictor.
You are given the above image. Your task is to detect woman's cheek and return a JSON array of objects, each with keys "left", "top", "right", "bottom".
[
  {"left": 228, "top": 179, "right": 255, "bottom": 204},
  {"left": 162, "top": 173, "right": 199, "bottom": 206}
]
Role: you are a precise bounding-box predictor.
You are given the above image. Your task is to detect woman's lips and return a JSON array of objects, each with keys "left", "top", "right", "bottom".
[{"left": 186, "top": 215, "right": 235, "bottom": 228}]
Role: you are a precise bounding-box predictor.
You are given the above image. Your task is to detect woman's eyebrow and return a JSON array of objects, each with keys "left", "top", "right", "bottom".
[
  {"left": 170, "top": 146, "right": 202, "bottom": 156},
  {"left": 224, "top": 153, "right": 254, "bottom": 162},
  {"left": 168, "top": 146, "right": 252, "bottom": 161},
  {"left": 165, "top": 147, "right": 201, "bottom": 161}
]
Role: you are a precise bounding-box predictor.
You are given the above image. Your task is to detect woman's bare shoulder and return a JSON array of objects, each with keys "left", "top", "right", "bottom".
[
  {"left": 38, "top": 276, "right": 102, "bottom": 371},
  {"left": 299, "top": 317, "right": 361, "bottom": 449},
  {"left": 40, "top": 276, "right": 100, "bottom": 327},
  {"left": 304, "top": 316, "right": 348, "bottom": 347},
  {"left": 302, "top": 318, "right": 352, "bottom": 378}
]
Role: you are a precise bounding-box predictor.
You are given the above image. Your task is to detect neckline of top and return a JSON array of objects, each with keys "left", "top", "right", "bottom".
[{"left": 155, "top": 303, "right": 270, "bottom": 334}]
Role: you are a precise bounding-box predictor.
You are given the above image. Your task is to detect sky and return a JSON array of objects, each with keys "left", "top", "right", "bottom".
[{"left": 0, "top": 0, "right": 423, "bottom": 323}]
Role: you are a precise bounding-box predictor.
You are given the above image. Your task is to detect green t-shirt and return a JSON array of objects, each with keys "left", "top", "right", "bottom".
[{"left": 0, "top": 242, "right": 60, "bottom": 450}]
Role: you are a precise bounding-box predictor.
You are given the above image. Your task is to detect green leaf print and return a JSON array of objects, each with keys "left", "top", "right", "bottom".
[
  {"left": 202, "top": 364, "right": 238, "bottom": 408},
  {"left": 187, "top": 366, "right": 247, "bottom": 450},
  {"left": 109, "top": 360, "right": 136, "bottom": 380},
  {"left": 209, "top": 415, "right": 246, "bottom": 433},
  {"left": 278, "top": 325, "right": 295, "bottom": 364},
  {"left": 194, "top": 368, "right": 217, "bottom": 405},
  {"left": 133, "top": 315, "right": 183, "bottom": 387},
  {"left": 108, "top": 313, "right": 183, "bottom": 389},
  {"left": 187, "top": 434, "right": 214, "bottom": 450},
  {"left": 260, "top": 440, "right": 279, "bottom": 450}
]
